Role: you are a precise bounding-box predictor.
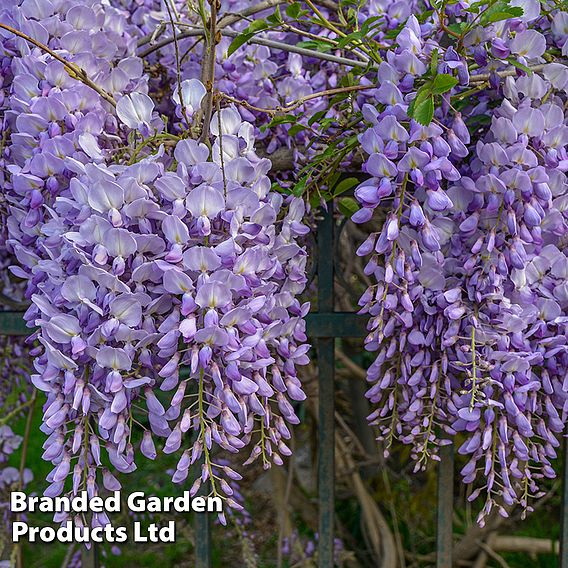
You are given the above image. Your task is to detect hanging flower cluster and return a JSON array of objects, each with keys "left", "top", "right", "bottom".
[
  {"left": 30, "top": 101, "right": 308, "bottom": 519},
  {"left": 353, "top": 14, "right": 466, "bottom": 465},
  {"left": 0, "top": 0, "right": 310, "bottom": 527},
  {"left": 354, "top": 3, "right": 568, "bottom": 522}
]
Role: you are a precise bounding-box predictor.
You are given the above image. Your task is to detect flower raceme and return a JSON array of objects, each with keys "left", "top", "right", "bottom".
[
  {"left": 1, "top": 0, "right": 310, "bottom": 527},
  {"left": 31, "top": 106, "right": 309, "bottom": 521},
  {"left": 353, "top": 7, "right": 568, "bottom": 522}
]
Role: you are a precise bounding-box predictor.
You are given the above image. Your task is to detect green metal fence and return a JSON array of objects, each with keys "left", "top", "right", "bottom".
[{"left": 1, "top": 208, "right": 567, "bottom": 567}]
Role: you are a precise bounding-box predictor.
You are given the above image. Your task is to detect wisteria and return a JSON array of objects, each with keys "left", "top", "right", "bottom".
[
  {"left": 353, "top": 2, "right": 568, "bottom": 523},
  {"left": 0, "top": 0, "right": 312, "bottom": 535},
  {"left": 0, "top": 2, "right": 568, "bottom": 565}
]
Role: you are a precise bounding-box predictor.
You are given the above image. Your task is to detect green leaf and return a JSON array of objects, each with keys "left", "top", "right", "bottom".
[
  {"left": 267, "top": 114, "right": 297, "bottom": 127},
  {"left": 286, "top": 2, "right": 302, "bottom": 19},
  {"left": 228, "top": 32, "right": 253, "bottom": 56},
  {"left": 413, "top": 95, "right": 434, "bottom": 126},
  {"left": 248, "top": 19, "right": 270, "bottom": 33},
  {"left": 309, "top": 192, "right": 322, "bottom": 210},
  {"left": 271, "top": 181, "right": 291, "bottom": 195},
  {"left": 333, "top": 177, "right": 360, "bottom": 197},
  {"left": 480, "top": 1, "right": 523, "bottom": 24},
  {"left": 227, "top": 20, "right": 269, "bottom": 56},
  {"left": 338, "top": 197, "right": 360, "bottom": 218},
  {"left": 506, "top": 57, "right": 533, "bottom": 75},
  {"left": 447, "top": 22, "right": 466, "bottom": 35},
  {"left": 417, "top": 9, "right": 434, "bottom": 22},
  {"left": 292, "top": 177, "right": 307, "bottom": 197},
  {"left": 288, "top": 124, "right": 305, "bottom": 136},
  {"left": 308, "top": 110, "right": 328, "bottom": 126},
  {"left": 468, "top": 0, "right": 486, "bottom": 11},
  {"left": 408, "top": 84, "right": 432, "bottom": 117},
  {"left": 296, "top": 40, "right": 332, "bottom": 53},
  {"left": 360, "top": 16, "right": 383, "bottom": 35},
  {"left": 336, "top": 31, "right": 364, "bottom": 50},
  {"left": 483, "top": 8, "right": 523, "bottom": 23},
  {"left": 431, "top": 73, "right": 459, "bottom": 95},
  {"left": 430, "top": 48, "right": 439, "bottom": 76},
  {"left": 266, "top": 7, "right": 282, "bottom": 24}
]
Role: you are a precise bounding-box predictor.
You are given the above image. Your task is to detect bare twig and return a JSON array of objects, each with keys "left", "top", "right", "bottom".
[
  {"left": 220, "top": 84, "right": 374, "bottom": 115},
  {"left": 453, "top": 512, "right": 506, "bottom": 562},
  {"left": 165, "top": 0, "right": 186, "bottom": 117},
  {"left": 218, "top": 0, "right": 287, "bottom": 28},
  {"left": 336, "top": 349, "right": 367, "bottom": 380},
  {"left": 138, "top": 27, "right": 368, "bottom": 68},
  {"left": 335, "top": 411, "right": 369, "bottom": 457},
  {"left": 0, "top": 23, "right": 116, "bottom": 107},
  {"left": 276, "top": 436, "right": 295, "bottom": 568},
  {"left": 16, "top": 390, "right": 37, "bottom": 568},
  {"left": 476, "top": 540, "right": 511, "bottom": 568},
  {"left": 138, "top": 0, "right": 337, "bottom": 47},
  {"left": 0, "top": 398, "right": 35, "bottom": 426},
  {"left": 469, "top": 63, "right": 548, "bottom": 84},
  {"left": 472, "top": 533, "right": 496, "bottom": 568},
  {"left": 60, "top": 544, "right": 77, "bottom": 568},
  {"left": 336, "top": 434, "right": 398, "bottom": 568},
  {"left": 491, "top": 536, "right": 559, "bottom": 555},
  {"left": 199, "top": 0, "right": 220, "bottom": 142}
]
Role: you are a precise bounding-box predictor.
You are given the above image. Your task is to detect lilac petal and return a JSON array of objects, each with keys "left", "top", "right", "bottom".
[{"left": 116, "top": 92, "right": 154, "bottom": 130}]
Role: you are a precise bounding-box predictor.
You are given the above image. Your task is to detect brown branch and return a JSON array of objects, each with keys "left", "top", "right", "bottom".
[
  {"left": 476, "top": 540, "right": 511, "bottom": 568},
  {"left": 217, "top": 0, "right": 287, "bottom": 28},
  {"left": 165, "top": 0, "right": 185, "bottom": 116},
  {"left": 469, "top": 63, "right": 548, "bottom": 84},
  {"left": 491, "top": 536, "right": 559, "bottom": 555},
  {"left": 137, "top": 0, "right": 337, "bottom": 47},
  {"left": 336, "top": 349, "right": 367, "bottom": 380},
  {"left": 0, "top": 23, "right": 116, "bottom": 107},
  {"left": 472, "top": 534, "right": 493, "bottom": 568},
  {"left": 220, "top": 84, "right": 373, "bottom": 115},
  {"left": 335, "top": 433, "right": 398, "bottom": 568},
  {"left": 199, "top": 0, "right": 220, "bottom": 143},
  {"left": 138, "top": 27, "right": 368, "bottom": 67}
]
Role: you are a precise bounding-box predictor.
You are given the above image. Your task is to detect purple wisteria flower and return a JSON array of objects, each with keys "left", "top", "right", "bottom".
[{"left": 352, "top": 6, "right": 568, "bottom": 523}]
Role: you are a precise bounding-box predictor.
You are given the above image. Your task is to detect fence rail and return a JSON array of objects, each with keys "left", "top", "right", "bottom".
[{"left": 1, "top": 208, "right": 567, "bottom": 567}]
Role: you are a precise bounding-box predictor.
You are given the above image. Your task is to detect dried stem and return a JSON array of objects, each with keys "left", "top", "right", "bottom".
[
  {"left": 469, "top": 63, "right": 548, "bottom": 84},
  {"left": 138, "top": 0, "right": 337, "bottom": 47},
  {"left": 220, "top": 83, "right": 374, "bottom": 115},
  {"left": 165, "top": 0, "right": 186, "bottom": 117},
  {"left": 217, "top": 0, "right": 287, "bottom": 28},
  {"left": 138, "top": 27, "right": 368, "bottom": 67},
  {"left": 16, "top": 390, "right": 37, "bottom": 568},
  {"left": 199, "top": 0, "right": 220, "bottom": 142},
  {"left": 476, "top": 540, "right": 512, "bottom": 568},
  {"left": 0, "top": 23, "right": 116, "bottom": 107}
]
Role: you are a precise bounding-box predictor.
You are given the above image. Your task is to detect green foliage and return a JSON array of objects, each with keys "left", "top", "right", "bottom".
[
  {"left": 469, "top": 0, "right": 524, "bottom": 24},
  {"left": 227, "top": 19, "right": 269, "bottom": 56},
  {"left": 506, "top": 57, "right": 533, "bottom": 74},
  {"left": 408, "top": 73, "right": 457, "bottom": 126},
  {"left": 333, "top": 177, "right": 360, "bottom": 197},
  {"left": 338, "top": 196, "right": 360, "bottom": 218}
]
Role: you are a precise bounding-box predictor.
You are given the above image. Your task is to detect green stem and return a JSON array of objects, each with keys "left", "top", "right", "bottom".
[{"left": 198, "top": 369, "right": 218, "bottom": 495}]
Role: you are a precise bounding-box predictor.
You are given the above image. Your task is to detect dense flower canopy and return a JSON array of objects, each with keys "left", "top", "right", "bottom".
[{"left": 0, "top": 0, "right": 567, "bottom": 536}]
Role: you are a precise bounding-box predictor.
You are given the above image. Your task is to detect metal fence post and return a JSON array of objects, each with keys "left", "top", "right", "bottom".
[
  {"left": 81, "top": 543, "right": 99, "bottom": 568},
  {"left": 317, "top": 208, "right": 335, "bottom": 567},
  {"left": 195, "top": 509, "right": 211, "bottom": 568},
  {"left": 437, "top": 444, "right": 454, "bottom": 568}
]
